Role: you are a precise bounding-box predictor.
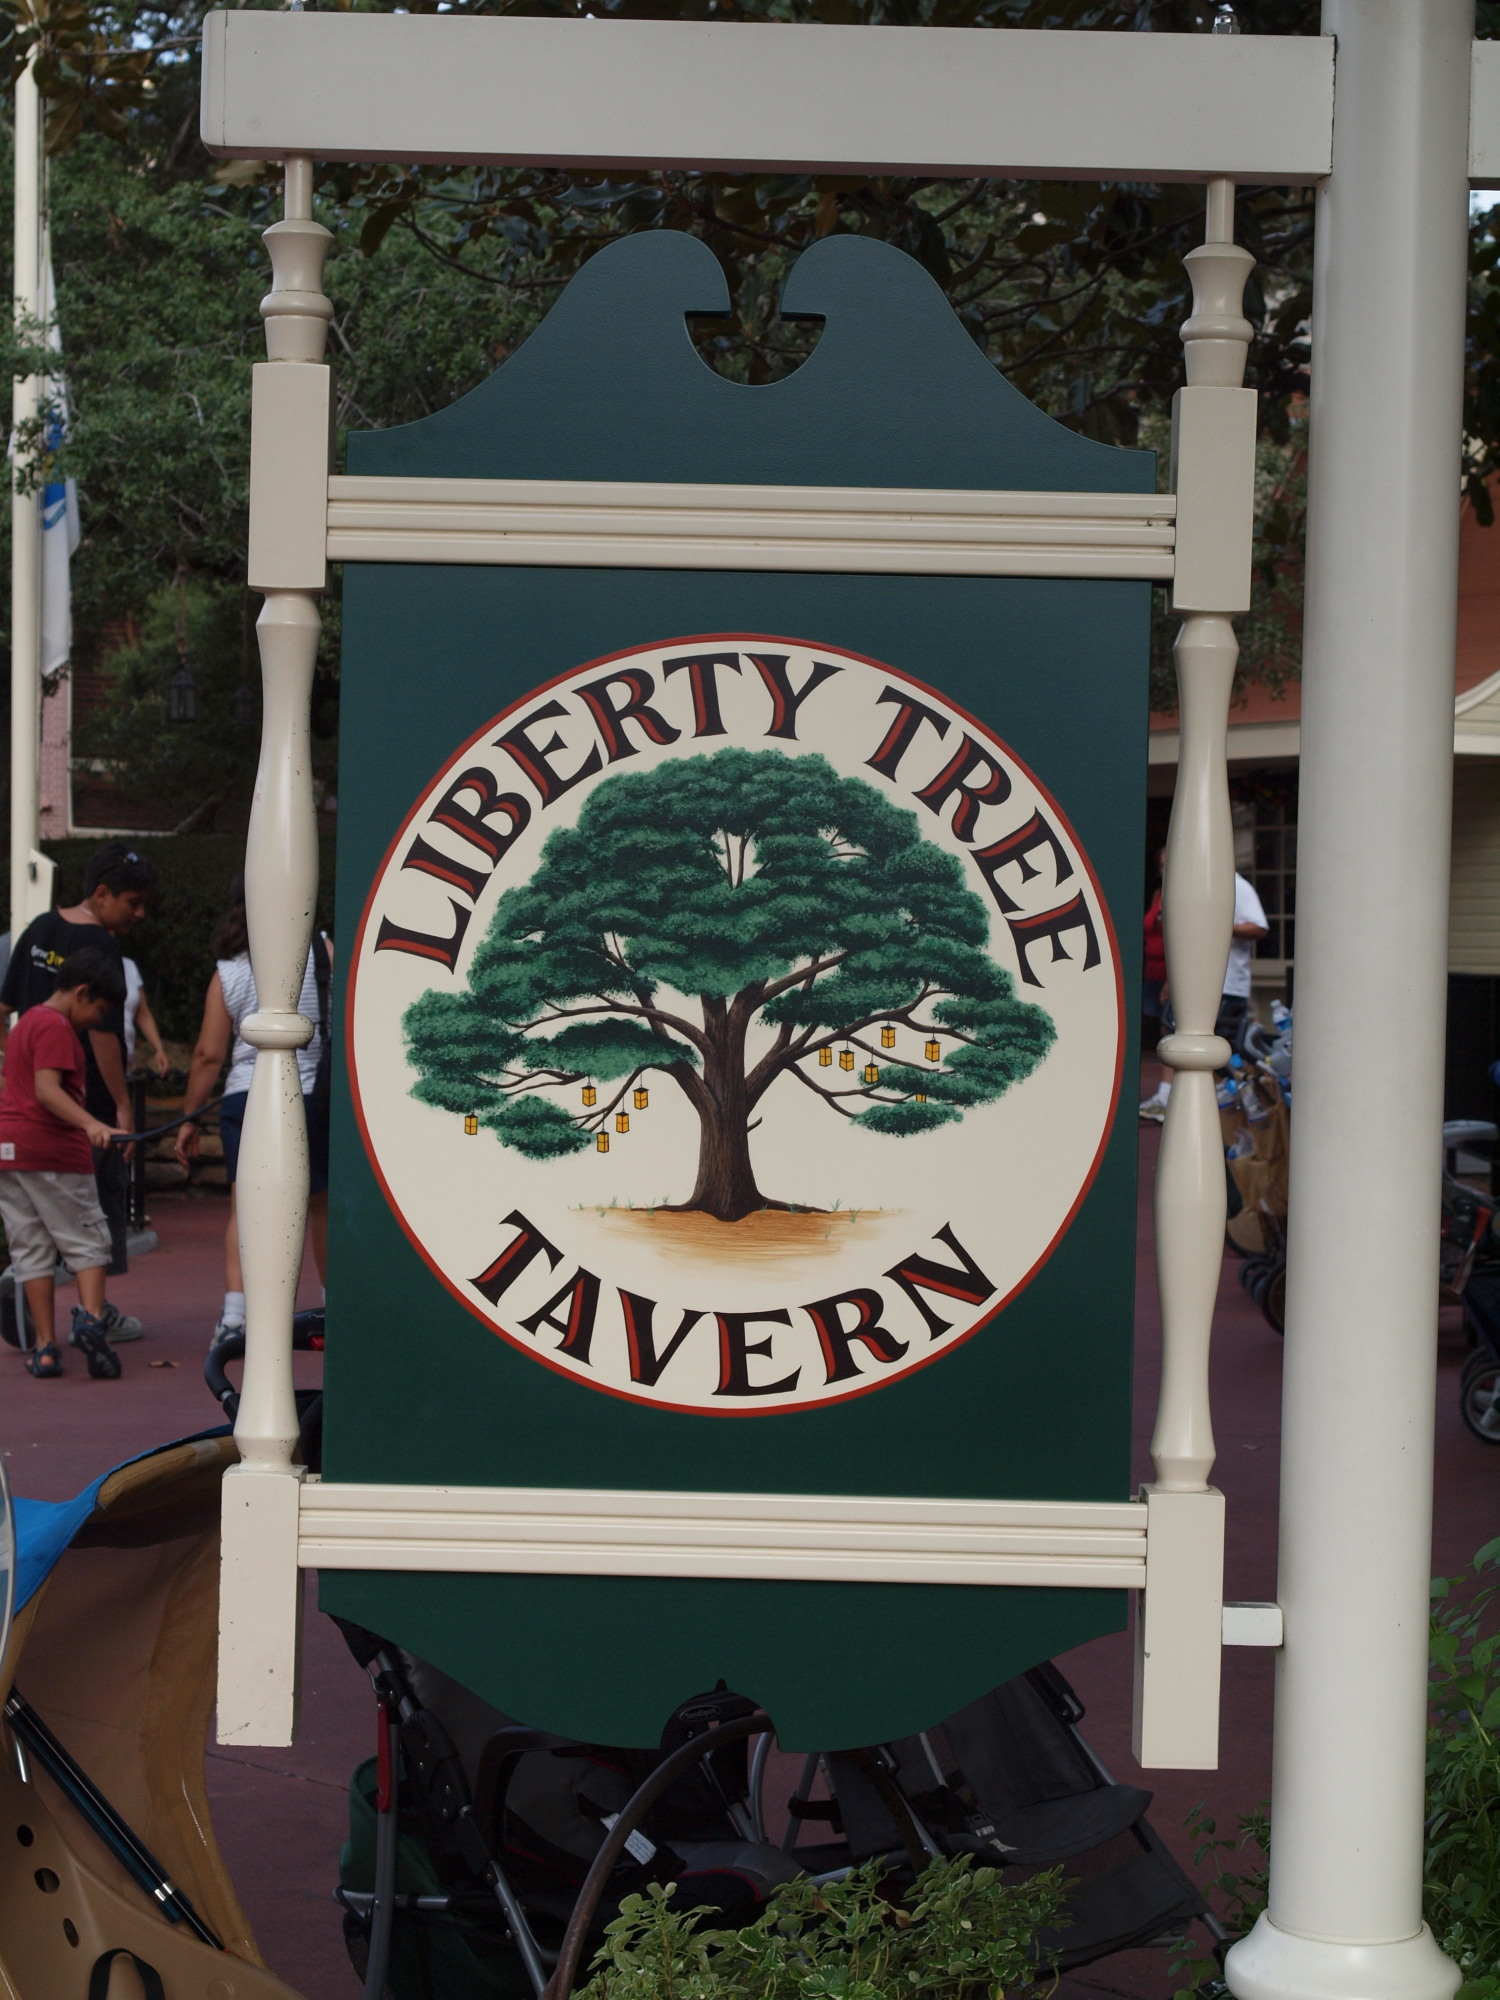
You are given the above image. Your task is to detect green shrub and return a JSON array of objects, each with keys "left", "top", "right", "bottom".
[
  {"left": 576, "top": 1854, "right": 1068, "bottom": 2000},
  {"left": 1172, "top": 1542, "right": 1500, "bottom": 2000},
  {"left": 10, "top": 834, "right": 337, "bottom": 1047},
  {"left": 1428, "top": 1537, "right": 1500, "bottom": 2000}
]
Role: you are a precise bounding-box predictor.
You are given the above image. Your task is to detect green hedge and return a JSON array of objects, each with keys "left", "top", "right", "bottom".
[{"left": 10, "top": 835, "right": 337, "bottom": 1047}]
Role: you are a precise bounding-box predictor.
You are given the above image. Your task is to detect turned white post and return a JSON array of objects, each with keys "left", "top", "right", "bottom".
[
  {"left": 1133, "top": 176, "right": 1255, "bottom": 1769},
  {"left": 1152, "top": 179, "right": 1253, "bottom": 1494},
  {"left": 8, "top": 53, "right": 43, "bottom": 937},
  {"left": 1227, "top": 3, "right": 1469, "bottom": 1994},
  {"left": 219, "top": 154, "right": 332, "bottom": 1746}
]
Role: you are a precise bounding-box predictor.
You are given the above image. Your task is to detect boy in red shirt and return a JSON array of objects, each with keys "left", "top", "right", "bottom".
[{"left": 0, "top": 950, "right": 128, "bottom": 1378}]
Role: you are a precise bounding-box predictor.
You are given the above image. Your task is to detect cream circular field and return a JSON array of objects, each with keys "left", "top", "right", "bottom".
[{"left": 349, "top": 635, "right": 1123, "bottom": 1413}]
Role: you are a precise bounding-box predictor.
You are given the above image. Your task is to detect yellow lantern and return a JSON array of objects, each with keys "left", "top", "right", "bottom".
[
  {"left": 863, "top": 1062, "right": 880, "bottom": 1085},
  {"left": 925, "top": 1038, "right": 941, "bottom": 1063},
  {"left": 582, "top": 1083, "right": 597, "bottom": 1107},
  {"left": 634, "top": 1087, "right": 649, "bottom": 1110},
  {"left": 464, "top": 1113, "right": 479, "bottom": 1136},
  {"left": 616, "top": 1111, "right": 630, "bottom": 1134},
  {"left": 818, "top": 1046, "right": 833, "bottom": 1067},
  {"left": 839, "top": 1048, "right": 855, "bottom": 1072},
  {"left": 916, "top": 1091, "right": 927, "bottom": 1104},
  {"left": 596, "top": 1132, "right": 610, "bottom": 1153},
  {"left": 880, "top": 1025, "right": 896, "bottom": 1049}
]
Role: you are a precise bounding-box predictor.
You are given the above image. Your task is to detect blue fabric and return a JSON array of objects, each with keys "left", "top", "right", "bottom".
[
  {"left": 12, "top": 1427, "right": 233, "bottom": 1612},
  {"left": 13, "top": 1484, "right": 108, "bottom": 1612}
]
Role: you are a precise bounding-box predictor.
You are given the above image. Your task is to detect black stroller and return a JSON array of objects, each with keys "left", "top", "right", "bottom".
[
  {"left": 200, "top": 1339, "right": 1220, "bottom": 1993},
  {"left": 329, "top": 1626, "right": 1219, "bottom": 2000},
  {"left": 1446, "top": 1148, "right": 1500, "bottom": 1445}
]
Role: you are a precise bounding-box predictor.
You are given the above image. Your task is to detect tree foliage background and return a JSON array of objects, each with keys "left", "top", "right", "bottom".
[{"left": 2, "top": 0, "right": 1500, "bottom": 829}]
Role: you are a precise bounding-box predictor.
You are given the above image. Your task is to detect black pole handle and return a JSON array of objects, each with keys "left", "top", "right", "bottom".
[
  {"left": 107, "top": 1092, "right": 226, "bottom": 1146},
  {"left": 542, "top": 1710, "right": 772, "bottom": 2000}
]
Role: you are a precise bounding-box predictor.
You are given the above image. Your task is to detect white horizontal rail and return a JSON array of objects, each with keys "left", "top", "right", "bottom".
[
  {"left": 298, "top": 1482, "right": 1148, "bottom": 1589},
  {"left": 1472, "top": 40, "right": 1500, "bottom": 187},
  {"left": 1222, "top": 1600, "right": 1284, "bottom": 1647},
  {"left": 201, "top": 14, "right": 1334, "bottom": 183},
  {"left": 326, "top": 476, "right": 1176, "bottom": 579}
]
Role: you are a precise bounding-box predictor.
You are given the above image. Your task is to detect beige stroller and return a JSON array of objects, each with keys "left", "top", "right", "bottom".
[{"left": 0, "top": 1433, "right": 308, "bottom": 2000}]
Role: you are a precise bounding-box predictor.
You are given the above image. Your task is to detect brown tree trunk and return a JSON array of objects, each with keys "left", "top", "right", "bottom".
[
  {"left": 682, "top": 1106, "right": 767, "bottom": 1222},
  {"left": 669, "top": 991, "right": 780, "bottom": 1220},
  {"left": 666, "top": 990, "right": 826, "bottom": 1220}
]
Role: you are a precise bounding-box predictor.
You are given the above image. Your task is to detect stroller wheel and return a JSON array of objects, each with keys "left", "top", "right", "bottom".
[
  {"left": 1239, "top": 1256, "right": 1270, "bottom": 1299},
  {"left": 1460, "top": 1353, "right": 1500, "bottom": 1444},
  {"left": 1261, "top": 1264, "right": 1286, "bottom": 1336},
  {"left": 0, "top": 1272, "right": 36, "bottom": 1350}
]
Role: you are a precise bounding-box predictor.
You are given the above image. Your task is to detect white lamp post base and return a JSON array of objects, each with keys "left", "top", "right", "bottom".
[{"left": 1227, "top": 1915, "right": 1462, "bottom": 2000}]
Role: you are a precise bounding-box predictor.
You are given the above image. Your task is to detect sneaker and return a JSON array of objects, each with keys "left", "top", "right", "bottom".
[
  {"left": 70, "top": 1307, "right": 122, "bottom": 1380},
  {"left": 210, "top": 1317, "right": 245, "bottom": 1352},
  {"left": 1138, "top": 1096, "right": 1167, "bottom": 1122},
  {"left": 98, "top": 1301, "right": 143, "bottom": 1344}
]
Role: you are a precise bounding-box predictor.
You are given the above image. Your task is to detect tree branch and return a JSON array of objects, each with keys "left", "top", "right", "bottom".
[
  {"left": 745, "top": 989, "right": 973, "bottom": 1107},
  {"left": 757, "top": 950, "right": 852, "bottom": 1004},
  {"left": 784, "top": 1064, "right": 862, "bottom": 1120},
  {"left": 520, "top": 996, "right": 710, "bottom": 1058}
]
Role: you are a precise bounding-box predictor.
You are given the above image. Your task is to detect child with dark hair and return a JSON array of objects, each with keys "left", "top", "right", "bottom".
[
  {"left": 0, "top": 840, "right": 159, "bottom": 1341},
  {"left": 0, "top": 950, "right": 129, "bottom": 1378}
]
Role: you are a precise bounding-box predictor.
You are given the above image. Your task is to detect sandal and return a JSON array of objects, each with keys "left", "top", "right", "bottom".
[
  {"left": 26, "top": 1341, "right": 62, "bottom": 1378},
  {"left": 70, "top": 1310, "right": 122, "bottom": 1381}
]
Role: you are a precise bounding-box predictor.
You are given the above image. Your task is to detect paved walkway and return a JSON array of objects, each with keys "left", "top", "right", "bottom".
[{"left": 3, "top": 1125, "right": 1497, "bottom": 1996}]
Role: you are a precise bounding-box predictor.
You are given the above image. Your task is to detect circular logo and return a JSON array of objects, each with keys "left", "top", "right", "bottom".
[{"left": 350, "top": 636, "right": 1122, "bottom": 1413}]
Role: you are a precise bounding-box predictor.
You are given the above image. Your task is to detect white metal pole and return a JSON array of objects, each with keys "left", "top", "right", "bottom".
[
  {"left": 1226, "top": 3, "right": 1470, "bottom": 1995},
  {"left": 9, "top": 53, "right": 42, "bottom": 937}
]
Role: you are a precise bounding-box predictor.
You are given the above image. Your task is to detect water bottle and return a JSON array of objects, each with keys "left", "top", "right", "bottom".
[
  {"left": 1216, "top": 1076, "right": 1240, "bottom": 1110},
  {"left": 1270, "top": 998, "right": 1291, "bottom": 1030},
  {"left": 1236, "top": 1073, "right": 1269, "bottom": 1125}
]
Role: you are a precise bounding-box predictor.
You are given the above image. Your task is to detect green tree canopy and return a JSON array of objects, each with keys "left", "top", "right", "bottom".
[
  {"left": 404, "top": 749, "right": 1055, "bottom": 1221},
  {"left": 12, "top": 0, "right": 1500, "bottom": 825}
]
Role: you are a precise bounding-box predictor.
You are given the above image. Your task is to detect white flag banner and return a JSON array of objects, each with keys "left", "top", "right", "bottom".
[{"left": 39, "top": 244, "right": 78, "bottom": 680}]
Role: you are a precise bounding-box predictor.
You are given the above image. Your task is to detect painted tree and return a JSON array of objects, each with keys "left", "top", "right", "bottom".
[{"left": 404, "top": 748, "right": 1055, "bottom": 1222}]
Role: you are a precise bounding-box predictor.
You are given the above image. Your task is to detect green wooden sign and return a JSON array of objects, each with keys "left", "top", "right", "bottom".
[{"left": 321, "top": 230, "right": 1152, "bottom": 1749}]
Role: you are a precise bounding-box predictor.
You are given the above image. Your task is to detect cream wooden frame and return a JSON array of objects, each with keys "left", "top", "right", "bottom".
[
  {"left": 221, "top": 151, "right": 1253, "bottom": 1778},
  {"left": 321, "top": 477, "right": 1174, "bottom": 577},
  {"left": 297, "top": 1485, "right": 1150, "bottom": 1590},
  {"left": 200, "top": 12, "right": 1335, "bottom": 184}
]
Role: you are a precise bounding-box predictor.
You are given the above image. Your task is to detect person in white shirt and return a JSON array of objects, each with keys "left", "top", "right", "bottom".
[
  {"left": 121, "top": 958, "right": 170, "bottom": 1078},
  {"left": 174, "top": 886, "right": 330, "bottom": 1343},
  {"left": 1140, "top": 870, "right": 1269, "bottom": 1121}
]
